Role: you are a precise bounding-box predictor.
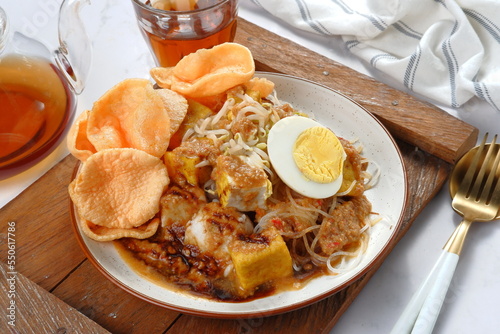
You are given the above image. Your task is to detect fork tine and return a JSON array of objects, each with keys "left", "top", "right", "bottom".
[
  {"left": 481, "top": 135, "right": 499, "bottom": 197},
  {"left": 459, "top": 133, "right": 488, "bottom": 197},
  {"left": 470, "top": 134, "right": 497, "bottom": 200},
  {"left": 485, "top": 140, "right": 500, "bottom": 206}
]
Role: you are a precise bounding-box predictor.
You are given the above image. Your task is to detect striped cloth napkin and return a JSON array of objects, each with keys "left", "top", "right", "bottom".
[{"left": 252, "top": 0, "right": 500, "bottom": 112}]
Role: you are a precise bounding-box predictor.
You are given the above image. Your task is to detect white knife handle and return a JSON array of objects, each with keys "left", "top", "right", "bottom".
[
  {"left": 390, "top": 251, "right": 459, "bottom": 334},
  {"left": 411, "top": 251, "right": 459, "bottom": 334}
]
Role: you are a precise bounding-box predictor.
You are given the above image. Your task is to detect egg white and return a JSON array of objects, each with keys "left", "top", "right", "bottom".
[{"left": 267, "top": 116, "right": 344, "bottom": 199}]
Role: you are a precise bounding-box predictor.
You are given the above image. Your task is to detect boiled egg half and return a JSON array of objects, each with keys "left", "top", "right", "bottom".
[{"left": 268, "top": 116, "right": 346, "bottom": 199}]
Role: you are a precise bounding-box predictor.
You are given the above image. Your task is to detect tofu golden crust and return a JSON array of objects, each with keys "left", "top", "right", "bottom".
[
  {"left": 174, "top": 137, "right": 221, "bottom": 166},
  {"left": 164, "top": 137, "right": 219, "bottom": 187},
  {"left": 229, "top": 226, "right": 293, "bottom": 291}
]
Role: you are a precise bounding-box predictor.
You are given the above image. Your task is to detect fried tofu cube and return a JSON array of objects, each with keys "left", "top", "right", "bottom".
[
  {"left": 214, "top": 155, "right": 271, "bottom": 211},
  {"left": 229, "top": 227, "right": 293, "bottom": 291},
  {"left": 163, "top": 151, "right": 210, "bottom": 186},
  {"left": 164, "top": 151, "right": 197, "bottom": 185}
]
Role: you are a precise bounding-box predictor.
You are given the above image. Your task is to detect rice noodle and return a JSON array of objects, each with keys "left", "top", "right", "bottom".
[
  {"left": 224, "top": 263, "right": 234, "bottom": 277},
  {"left": 285, "top": 187, "right": 333, "bottom": 219},
  {"left": 359, "top": 222, "right": 371, "bottom": 234},
  {"left": 327, "top": 232, "right": 369, "bottom": 274},
  {"left": 293, "top": 212, "right": 374, "bottom": 275},
  {"left": 280, "top": 224, "right": 320, "bottom": 239},
  {"left": 195, "top": 160, "right": 210, "bottom": 168},
  {"left": 363, "top": 159, "right": 381, "bottom": 190},
  {"left": 303, "top": 234, "right": 329, "bottom": 264}
]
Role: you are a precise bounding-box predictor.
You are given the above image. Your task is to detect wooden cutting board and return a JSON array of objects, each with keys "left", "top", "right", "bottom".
[{"left": 0, "top": 18, "right": 477, "bottom": 334}]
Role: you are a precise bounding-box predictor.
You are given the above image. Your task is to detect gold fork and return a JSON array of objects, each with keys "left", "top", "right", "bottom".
[{"left": 391, "top": 133, "right": 500, "bottom": 334}]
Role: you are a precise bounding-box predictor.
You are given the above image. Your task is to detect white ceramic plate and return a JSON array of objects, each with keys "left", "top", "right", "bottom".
[{"left": 71, "top": 72, "right": 408, "bottom": 318}]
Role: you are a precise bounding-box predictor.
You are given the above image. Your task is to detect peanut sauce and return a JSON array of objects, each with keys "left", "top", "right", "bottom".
[{"left": 114, "top": 239, "right": 327, "bottom": 302}]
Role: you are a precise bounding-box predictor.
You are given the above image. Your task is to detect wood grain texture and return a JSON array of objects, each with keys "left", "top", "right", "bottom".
[
  {"left": 51, "top": 260, "right": 180, "bottom": 334},
  {"left": 0, "top": 262, "right": 110, "bottom": 334},
  {"left": 235, "top": 18, "right": 478, "bottom": 164},
  {"left": 0, "top": 18, "right": 475, "bottom": 334},
  {"left": 0, "top": 155, "right": 85, "bottom": 291}
]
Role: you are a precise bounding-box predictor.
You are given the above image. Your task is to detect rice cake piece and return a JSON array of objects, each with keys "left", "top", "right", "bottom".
[
  {"left": 184, "top": 202, "right": 253, "bottom": 262},
  {"left": 159, "top": 185, "right": 206, "bottom": 229},
  {"left": 229, "top": 226, "right": 293, "bottom": 291}
]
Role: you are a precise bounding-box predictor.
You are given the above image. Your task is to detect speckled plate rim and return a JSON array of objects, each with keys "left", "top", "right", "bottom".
[{"left": 70, "top": 72, "right": 408, "bottom": 319}]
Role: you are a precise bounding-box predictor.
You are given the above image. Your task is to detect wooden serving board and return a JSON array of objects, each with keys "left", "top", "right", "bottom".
[{"left": 0, "top": 18, "right": 477, "bottom": 334}]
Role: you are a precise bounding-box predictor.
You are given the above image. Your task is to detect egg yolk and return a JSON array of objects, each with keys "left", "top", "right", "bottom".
[{"left": 292, "top": 126, "right": 344, "bottom": 183}]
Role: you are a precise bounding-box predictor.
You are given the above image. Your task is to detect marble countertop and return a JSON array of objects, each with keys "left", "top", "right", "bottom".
[{"left": 1, "top": 1, "right": 499, "bottom": 333}]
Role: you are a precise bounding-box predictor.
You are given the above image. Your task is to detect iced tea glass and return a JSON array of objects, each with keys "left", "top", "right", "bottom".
[{"left": 131, "top": 0, "right": 238, "bottom": 67}]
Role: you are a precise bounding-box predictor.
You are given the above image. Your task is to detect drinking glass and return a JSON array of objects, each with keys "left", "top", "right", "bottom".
[{"left": 131, "top": 0, "right": 238, "bottom": 67}]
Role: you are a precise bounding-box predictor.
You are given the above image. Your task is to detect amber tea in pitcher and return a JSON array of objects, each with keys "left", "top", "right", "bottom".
[
  {"left": 0, "top": 54, "right": 75, "bottom": 169},
  {"left": 0, "top": 0, "right": 90, "bottom": 176},
  {"left": 132, "top": 0, "right": 238, "bottom": 67}
]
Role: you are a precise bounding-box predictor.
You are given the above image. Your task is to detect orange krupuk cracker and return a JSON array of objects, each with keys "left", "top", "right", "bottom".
[
  {"left": 69, "top": 148, "right": 169, "bottom": 231},
  {"left": 154, "top": 88, "right": 188, "bottom": 136},
  {"left": 86, "top": 78, "right": 171, "bottom": 158},
  {"left": 244, "top": 77, "right": 275, "bottom": 98},
  {"left": 150, "top": 67, "right": 174, "bottom": 88},
  {"left": 67, "top": 110, "right": 97, "bottom": 162},
  {"left": 78, "top": 217, "right": 160, "bottom": 242},
  {"left": 151, "top": 43, "right": 255, "bottom": 98}
]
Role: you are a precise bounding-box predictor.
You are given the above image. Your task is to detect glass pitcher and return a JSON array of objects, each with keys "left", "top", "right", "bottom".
[{"left": 0, "top": 0, "right": 91, "bottom": 176}]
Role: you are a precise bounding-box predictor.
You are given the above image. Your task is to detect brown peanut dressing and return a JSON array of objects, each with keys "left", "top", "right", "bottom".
[
  {"left": 220, "top": 154, "right": 266, "bottom": 187},
  {"left": 114, "top": 238, "right": 331, "bottom": 302}
]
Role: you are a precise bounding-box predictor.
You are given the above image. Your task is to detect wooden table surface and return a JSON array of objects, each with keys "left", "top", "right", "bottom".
[{"left": 0, "top": 18, "right": 477, "bottom": 334}]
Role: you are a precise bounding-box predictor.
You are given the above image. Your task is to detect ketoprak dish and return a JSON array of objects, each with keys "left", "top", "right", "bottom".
[{"left": 68, "top": 43, "right": 379, "bottom": 301}]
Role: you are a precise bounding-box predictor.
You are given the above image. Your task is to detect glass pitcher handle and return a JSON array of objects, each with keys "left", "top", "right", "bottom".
[
  {"left": 54, "top": 0, "right": 92, "bottom": 95},
  {"left": 0, "top": 6, "right": 8, "bottom": 54}
]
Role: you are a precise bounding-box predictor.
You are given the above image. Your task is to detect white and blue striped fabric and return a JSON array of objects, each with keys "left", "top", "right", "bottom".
[{"left": 252, "top": 0, "right": 500, "bottom": 112}]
